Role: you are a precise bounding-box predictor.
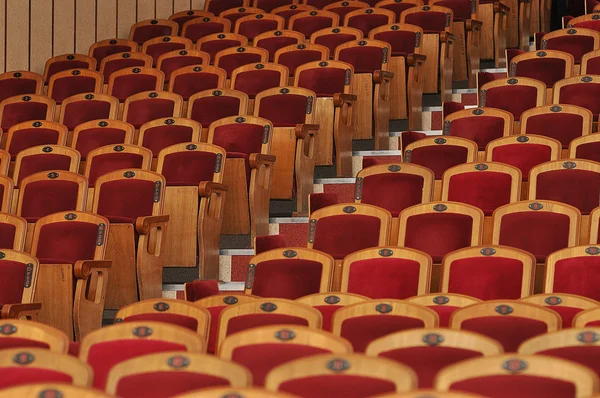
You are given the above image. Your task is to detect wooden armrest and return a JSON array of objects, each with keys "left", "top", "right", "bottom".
[
  {"left": 407, "top": 53, "right": 427, "bottom": 66},
  {"left": 295, "top": 123, "right": 320, "bottom": 139},
  {"left": 1, "top": 303, "right": 42, "bottom": 319},
  {"left": 74, "top": 260, "right": 112, "bottom": 279},
  {"left": 374, "top": 70, "right": 394, "bottom": 83},
  {"left": 333, "top": 93, "right": 357, "bottom": 107},
  {"left": 199, "top": 181, "right": 228, "bottom": 197},
  {"left": 135, "top": 215, "right": 170, "bottom": 235},
  {"left": 440, "top": 32, "right": 457, "bottom": 43},
  {"left": 494, "top": 1, "right": 510, "bottom": 13},
  {"left": 466, "top": 19, "right": 483, "bottom": 30},
  {"left": 249, "top": 153, "right": 276, "bottom": 169}
]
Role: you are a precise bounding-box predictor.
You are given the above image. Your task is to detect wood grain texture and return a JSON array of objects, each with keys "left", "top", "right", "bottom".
[{"left": 54, "top": 0, "right": 76, "bottom": 55}]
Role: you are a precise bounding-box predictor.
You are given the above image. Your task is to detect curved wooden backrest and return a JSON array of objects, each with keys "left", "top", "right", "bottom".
[
  {"left": 399, "top": 5, "right": 453, "bottom": 33},
  {"left": 582, "top": 49, "right": 600, "bottom": 74},
  {"left": 480, "top": 77, "right": 546, "bottom": 106},
  {"left": 142, "top": 35, "right": 193, "bottom": 55},
  {"left": 43, "top": 54, "right": 97, "bottom": 83},
  {"left": 334, "top": 38, "right": 392, "bottom": 72},
  {"left": 230, "top": 62, "right": 290, "bottom": 93},
  {"left": 509, "top": 49, "right": 574, "bottom": 81},
  {"left": 406, "top": 292, "right": 482, "bottom": 308},
  {"left": 156, "top": 141, "right": 226, "bottom": 184},
  {"left": 0, "top": 213, "right": 27, "bottom": 251},
  {"left": 122, "top": 90, "right": 184, "bottom": 122},
  {"left": 129, "top": 19, "right": 179, "bottom": 43},
  {"left": 0, "top": 319, "right": 69, "bottom": 353},
  {"left": 0, "top": 149, "right": 9, "bottom": 176},
  {"left": 187, "top": 88, "right": 249, "bottom": 120},
  {"left": 289, "top": 10, "right": 341, "bottom": 38},
  {"left": 156, "top": 49, "right": 210, "bottom": 75},
  {"left": 0, "top": 94, "right": 56, "bottom": 131},
  {"left": 72, "top": 119, "right": 135, "bottom": 156},
  {"left": 344, "top": 7, "right": 396, "bottom": 32},
  {"left": 375, "top": 0, "right": 424, "bottom": 22},
  {"left": 138, "top": 117, "right": 202, "bottom": 150},
  {"left": 207, "top": 115, "right": 273, "bottom": 154},
  {"left": 169, "top": 65, "right": 228, "bottom": 95},
  {"left": 5, "top": 119, "right": 68, "bottom": 157},
  {"left": 573, "top": 306, "right": 600, "bottom": 327},
  {"left": 519, "top": 327, "right": 600, "bottom": 356},
  {"left": 0, "top": 175, "right": 14, "bottom": 213},
  {"left": 182, "top": 16, "right": 233, "bottom": 42},
  {"left": 553, "top": 74, "right": 600, "bottom": 106},
  {"left": 170, "top": 10, "right": 216, "bottom": 31},
  {"left": 293, "top": 59, "right": 355, "bottom": 94},
  {"left": 404, "top": 136, "right": 478, "bottom": 170},
  {"left": 13, "top": 144, "right": 80, "bottom": 186},
  {"left": 48, "top": 69, "right": 104, "bottom": 102},
  {"left": 0, "top": 71, "right": 43, "bottom": 101},
  {"left": 213, "top": 46, "right": 270, "bottom": 73},
  {"left": 485, "top": 134, "right": 562, "bottom": 165},
  {"left": 0, "top": 384, "right": 114, "bottom": 398},
  {"left": 520, "top": 293, "right": 600, "bottom": 322},
  {"left": 89, "top": 39, "right": 139, "bottom": 65},
  {"left": 234, "top": 13, "right": 286, "bottom": 39},
  {"left": 0, "top": 249, "right": 39, "bottom": 307},
  {"left": 445, "top": 107, "right": 514, "bottom": 138}
]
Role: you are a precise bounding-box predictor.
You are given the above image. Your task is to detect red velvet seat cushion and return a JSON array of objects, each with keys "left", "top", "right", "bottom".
[
  {"left": 485, "top": 85, "right": 539, "bottom": 121},
  {"left": 131, "top": 26, "right": 174, "bottom": 45},
  {"left": 207, "top": 0, "right": 244, "bottom": 15},
  {"left": 428, "top": 305, "right": 459, "bottom": 327},
  {"left": 380, "top": 3, "right": 418, "bottom": 21},
  {"left": 141, "top": 125, "right": 195, "bottom": 157},
  {"left": 233, "top": 70, "right": 283, "bottom": 99},
  {"left": 50, "top": 76, "right": 98, "bottom": 104},
  {"left": 380, "top": 346, "right": 482, "bottom": 387},
  {"left": 75, "top": 127, "right": 128, "bottom": 160},
  {"left": 450, "top": 375, "right": 576, "bottom": 398},
  {"left": 257, "top": 95, "right": 309, "bottom": 127},
  {"left": 17, "top": 154, "right": 72, "bottom": 185},
  {"left": 448, "top": 116, "right": 505, "bottom": 150},
  {"left": 0, "top": 102, "right": 49, "bottom": 131},
  {"left": 461, "top": 316, "right": 548, "bottom": 352},
  {"left": 491, "top": 144, "right": 551, "bottom": 181},
  {"left": 0, "top": 260, "right": 27, "bottom": 306},
  {"left": 277, "top": 50, "right": 324, "bottom": 77},
  {"left": 340, "top": 315, "right": 426, "bottom": 352},
  {"left": 292, "top": 17, "right": 336, "bottom": 38},
  {"left": 409, "top": 145, "right": 469, "bottom": 179},
  {"left": 373, "top": 31, "right": 417, "bottom": 55},
  {"left": 314, "top": 34, "right": 358, "bottom": 55},
  {"left": 447, "top": 172, "right": 513, "bottom": 216},
  {"left": 35, "top": 222, "right": 98, "bottom": 264},
  {"left": 535, "top": 169, "right": 600, "bottom": 215},
  {"left": 111, "top": 75, "right": 159, "bottom": 102},
  {"left": 212, "top": 124, "right": 263, "bottom": 160},
  {"left": 102, "top": 59, "right": 147, "bottom": 82},
  {"left": 346, "top": 258, "right": 421, "bottom": 299},
  {"left": 96, "top": 179, "right": 156, "bottom": 220},
  {"left": 87, "top": 340, "right": 188, "bottom": 388},
  {"left": 87, "top": 153, "right": 145, "bottom": 187},
  {"left": 122, "top": 313, "right": 199, "bottom": 332},
  {"left": 62, "top": 101, "right": 113, "bottom": 131},
  {"left": 251, "top": 259, "right": 324, "bottom": 299},
  {"left": 232, "top": 344, "right": 330, "bottom": 386},
  {"left": 524, "top": 113, "right": 584, "bottom": 149},
  {"left": 0, "top": 223, "right": 17, "bottom": 249},
  {"left": 514, "top": 58, "right": 567, "bottom": 87},
  {"left": 116, "top": 372, "right": 230, "bottom": 398},
  {"left": 125, "top": 99, "right": 176, "bottom": 129},
  {"left": 575, "top": 142, "right": 600, "bottom": 162},
  {"left": 498, "top": 211, "right": 571, "bottom": 262},
  {"left": 0, "top": 338, "right": 49, "bottom": 350},
  {"left": 404, "top": 12, "right": 448, "bottom": 33},
  {"left": 184, "top": 22, "right": 228, "bottom": 43},
  {"left": 338, "top": 46, "right": 384, "bottom": 74},
  {"left": 552, "top": 256, "right": 600, "bottom": 301},
  {"left": 361, "top": 173, "right": 424, "bottom": 216},
  {"left": 8, "top": 128, "right": 60, "bottom": 157},
  {"left": 189, "top": 96, "right": 242, "bottom": 126},
  {"left": 538, "top": 346, "right": 600, "bottom": 377},
  {"left": 558, "top": 83, "right": 600, "bottom": 121},
  {"left": 0, "top": 368, "right": 72, "bottom": 389},
  {"left": 542, "top": 306, "right": 581, "bottom": 327},
  {"left": 0, "top": 79, "right": 38, "bottom": 102},
  {"left": 183, "top": 280, "right": 219, "bottom": 301},
  {"left": 545, "top": 35, "right": 595, "bottom": 63},
  {"left": 172, "top": 72, "right": 221, "bottom": 101},
  {"left": 297, "top": 67, "right": 347, "bottom": 97},
  {"left": 404, "top": 213, "right": 474, "bottom": 262},
  {"left": 315, "top": 305, "right": 341, "bottom": 331},
  {"left": 20, "top": 180, "right": 80, "bottom": 222},
  {"left": 447, "top": 257, "right": 525, "bottom": 300},
  {"left": 312, "top": 215, "right": 382, "bottom": 259},
  {"left": 217, "top": 53, "right": 264, "bottom": 78},
  {"left": 226, "top": 314, "right": 309, "bottom": 338},
  {"left": 238, "top": 20, "right": 280, "bottom": 40},
  {"left": 279, "top": 375, "right": 396, "bottom": 397},
  {"left": 161, "top": 151, "right": 217, "bottom": 186},
  {"left": 400, "top": 131, "right": 426, "bottom": 151}
]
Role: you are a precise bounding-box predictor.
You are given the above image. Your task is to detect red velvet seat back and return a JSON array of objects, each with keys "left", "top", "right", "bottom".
[
  {"left": 126, "top": 99, "right": 176, "bottom": 129},
  {"left": 404, "top": 12, "right": 448, "bottom": 33},
  {"left": 450, "top": 375, "right": 576, "bottom": 397},
  {"left": 514, "top": 58, "right": 567, "bottom": 87},
  {"left": 484, "top": 86, "right": 539, "bottom": 121},
  {"left": 573, "top": 21, "right": 600, "bottom": 32},
  {"left": 313, "top": 215, "right": 382, "bottom": 259},
  {"left": 35, "top": 221, "right": 98, "bottom": 264},
  {"left": 361, "top": 173, "right": 423, "bottom": 216},
  {"left": 539, "top": 346, "right": 600, "bottom": 377},
  {"left": 341, "top": 315, "right": 426, "bottom": 352},
  {"left": 461, "top": 316, "right": 548, "bottom": 352},
  {"left": 233, "top": 70, "right": 283, "bottom": 98},
  {"left": 585, "top": 56, "right": 600, "bottom": 74},
  {"left": 184, "top": 22, "right": 228, "bottom": 43},
  {"left": 207, "top": 0, "right": 245, "bottom": 15},
  {"left": 8, "top": 128, "right": 61, "bottom": 157},
  {"left": 545, "top": 35, "right": 595, "bottom": 63},
  {"left": 328, "top": 7, "right": 363, "bottom": 23},
  {"left": 0, "top": 338, "right": 49, "bottom": 350},
  {"left": 338, "top": 47, "right": 385, "bottom": 74},
  {"left": 306, "top": 0, "right": 337, "bottom": 8},
  {"left": 403, "top": 213, "right": 474, "bottom": 262},
  {"left": 427, "top": 305, "right": 459, "bottom": 327},
  {"left": 535, "top": 169, "right": 600, "bottom": 215},
  {"left": 20, "top": 180, "right": 80, "bottom": 222},
  {"left": 373, "top": 31, "right": 417, "bottom": 56},
  {"left": 448, "top": 116, "right": 505, "bottom": 150},
  {"left": 278, "top": 50, "right": 324, "bottom": 76},
  {"left": 116, "top": 372, "right": 229, "bottom": 398},
  {"left": 142, "top": 125, "right": 195, "bottom": 157},
  {"left": 212, "top": 123, "right": 264, "bottom": 157},
  {"left": 542, "top": 306, "right": 582, "bottom": 327},
  {"left": 190, "top": 96, "right": 242, "bottom": 126},
  {"left": 87, "top": 153, "right": 144, "bottom": 187},
  {"left": 447, "top": 257, "right": 525, "bottom": 299},
  {"left": 257, "top": 37, "right": 300, "bottom": 61},
  {"left": 258, "top": 94, "right": 309, "bottom": 127},
  {"left": 574, "top": 142, "right": 600, "bottom": 162},
  {"left": 226, "top": 314, "right": 309, "bottom": 337},
  {"left": 50, "top": 76, "right": 98, "bottom": 104},
  {"left": 132, "top": 25, "right": 175, "bottom": 45},
  {"left": 46, "top": 61, "right": 91, "bottom": 82},
  {"left": 408, "top": 145, "right": 468, "bottom": 179},
  {"left": 92, "top": 45, "right": 136, "bottom": 65},
  {"left": 145, "top": 43, "right": 187, "bottom": 65},
  {"left": 233, "top": 343, "right": 329, "bottom": 386},
  {"left": 297, "top": 67, "right": 347, "bottom": 97},
  {"left": 280, "top": 374, "right": 396, "bottom": 397},
  {"left": 62, "top": 100, "right": 113, "bottom": 131},
  {"left": 75, "top": 127, "right": 128, "bottom": 160},
  {"left": 87, "top": 339, "right": 187, "bottom": 388},
  {"left": 171, "top": 72, "right": 221, "bottom": 101},
  {"left": 346, "top": 257, "right": 421, "bottom": 299},
  {"left": 0, "top": 78, "right": 38, "bottom": 102},
  {"left": 225, "top": 12, "right": 256, "bottom": 26},
  {"left": 431, "top": 0, "right": 470, "bottom": 19},
  {"left": 257, "top": 0, "right": 293, "bottom": 12},
  {"left": 558, "top": 82, "right": 600, "bottom": 120},
  {"left": 251, "top": 259, "right": 324, "bottom": 299},
  {"left": 111, "top": 75, "right": 159, "bottom": 102},
  {"left": 380, "top": 3, "right": 418, "bottom": 21},
  {"left": 491, "top": 144, "right": 551, "bottom": 181},
  {"left": 0, "top": 223, "right": 17, "bottom": 249},
  {"left": 347, "top": 15, "right": 391, "bottom": 36},
  {"left": 200, "top": 39, "right": 243, "bottom": 60},
  {"left": 238, "top": 20, "right": 281, "bottom": 40},
  {"left": 18, "top": 154, "right": 72, "bottom": 183},
  {"left": 314, "top": 34, "right": 358, "bottom": 55},
  {"left": 96, "top": 179, "right": 157, "bottom": 223},
  {"left": 498, "top": 211, "right": 571, "bottom": 262},
  {"left": 159, "top": 56, "right": 207, "bottom": 81},
  {"left": 0, "top": 260, "right": 27, "bottom": 306},
  {"left": 315, "top": 305, "right": 342, "bottom": 331},
  {"left": 552, "top": 256, "right": 600, "bottom": 301},
  {"left": 0, "top": 368, "right": 73, "bottom": 389},
  {"left": 380, "top": 346, "right": 482, "bottom": 387},
  {"left": 161, "top": 151, "right": 218, "bottom": 186},
  {"left": 102, "top": 59, "right": 147, "bottom": 81},
  {"left": 447, "top": 172, "right": 513, "bottom": 216},
  {"left": 293, "top": 16, "right": 336, "bottom": 38},
  {"left": 523, "top": 113, "right": 584, "bottom": 149},
  {"left": 122, "top": 313, "right": 198, "bottom": 332},
  {"left": 218, "top": 53, "right": 264, "bottom": 77},
  {"left": 1, "top": 102, "right": 49, "bottom": 131}
]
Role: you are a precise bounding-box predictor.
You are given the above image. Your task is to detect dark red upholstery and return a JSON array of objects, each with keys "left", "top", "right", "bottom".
[
  {"left": 347, "top": 14, "right": 391, "bottom": 36},
  {"left": 380, "top": 346, "right": 482, "bottom": 387},
  {"left": 514, "top": 58, "right": 567, "bottom": 87},
  {"left": 0, "top": 338, "right": 49, "bottom": 350},
  {"left": 447, "top": 171, "right": 514, "bottom": 216},
  {"left": 161, "top": 151, "right": 217, "bottom": 186},
  {"left": 361, "top": 173, "right": 424, "bottom": 216},
  {"left": 61, "top": 100, "right": 113, "bottom": 131},
  {"left": 86, "top": 339, "right": 187, "bottom": 388},
  {"left": 460, "top": 316, "right": 548, "bottom": 352},
  {"left": 8, "top": 128, "right": 61, "bottom": 156},
  {"left": 491, "top": 144, "right": 552, "bottom": 181},
  {"left": 338, "top": 47, "right": 384, "bottom": 74},
  {"left": 131, "top": 25, "right": 175, "bottom": 45},
  {"left": 141, "top": 125, "right": 195, "bottom": 157},
  {"left": 232, "top": 344, "right": 329, "bottom": 386},
  {"left": 35, "top": 221, "right": 98, "bottom": 264},
  {"left": 400, "top": 131, "right": 426, "bottom": 151},
  {"left": 447, "top": 116, "right": 505, "bottom": 150},
  {"left": 257, "top": 37, "right": 300, "bottom": 61},
  {"left": 443, "top": 101, "right": 465, "bottom": 118},
  {"left": 0, "top": 260, "right": 27, "bottom": 306},
  {"left": 313, "top": 215, "right": 382, "bottom": 259},
  {"left": 145, "top": 42, "right": 187, "bottom": 66},
  {"left": 45, "top": 61, "right": 91, "bottom": 82},
  {"left": 233, "top": 70, "right": 282, "bottom": 98},
  {"left": 539, "top": 346, "right": 600, "bottom": 377},
  {"left": 200, "top": 39, "right": 243, "bottom": 60},
  {"left": 17, "top": 154, "right": 72, "bottom": 184},
  {"left": 277, "top": 50, "right": 324, "bottom": 76},
  {"left": 450, "top": 375, "right": 576, "bottom": 398},
  {"left": 292, "top": 16, "right": 336, "bottom": 38},
  {"left": 183, "top": 280, "right": 219, "bottom": 301},
  {"left": 92, "top": 45, "right": 136, "bottom": 65},
  {"left": 257, "top": 0, "right": 294, "bottom": 12},
  {"left": 309, "top": 193, "right": 338, "bottom": 214},
  {"left": 251, "top": 259, "right": 324, "bottom": 299},
  {"left": 126, "top": 99, "right": 176, "bottom": 129},
  {"left": 346, "top": 257, "right": 421, "bottom": 299},
  {"left": 433, "top": 0, "right": 471, "bottom": 19},
  {"left": 225, "top": 314, "right": 309, "bottom": 337},
  {"left": 585, "top": 56, "right": 600, "bottom": 74},
  {"left": 279, "top": 374, "right": 396, "bottom": 398},
  {"left": 171, "top": 72, "right": 221, "bottom": 101},
  {"left": 575, "top": 142, "right": 600, "bottom": 162},
  {"left": 380, "top": 3, "right": 419, "bottom": 21},
  {"left": 297, "top": 67, "right": 347, "bottom": 97},
  {"left": 257, "top": 94, "right": 309, "bottom": 127},
  {"left": 255, "top": 235, "right": 288, "bottom": 255},
  {"left": 428, "top": 305, "right": 460, "bottom": 327},
  {"left": 372, "top": 31, "right": 417, "bottom": 56},
  {"left": 409, "top": 145, "right": 469, "bottom": 179},
  {"left": 184, "top": 22, "right": 229, "bottom": 42},
  {"left": 160, "top": 55, "right": 208, "bottom": 81},
  {"left": 122, "top": 313, "right": 198, "bottom": 332},
  {"left": 0, "top": 78, "right": 38, "bottom": 102},
  {"left": 75, "top": 127, "right": 129, "bottom": 160},
  {"left": 96, "top": 179, "right": 156, "bottom": 223},
  {"left": 327, "top": 6, "right": 364, "bottom": 24},
  {"left": 116, "top": 372, "right": 230, "bottom": 398},
  {"left": 0, "top": 368, "right": 72, "bottom": 389},
  {"left": 524, "top": 113, "right": 585, "bottom": 149},
  {"left": 305, "top": 0, "right": 337, "bottom": 8},
  {"left": 20, "top": 180, "right": 80, "bottom": 222},
  {"left": 551, "top": 256, "right": 600, "bottom": 301},
  {"left": 340, "top": 315, "right": 426, "bottom": 352},
  {"left": 0, "top": 223, "right": 17, "bottom": 249},
  {"left": 102, "top": 58, "right": 147, "bottom": 81},
  {"left": 447, "top": 257, "right": 525, "bottom": 299},
  {"left": 314, "top": 305, "right": 341, "bottom": 331},
  {"left": 111, "top": 75, "right": 159, "bottom": 102},
  {"left": 404, "top": 11, "right": 448, "bottom": 33},
  {"left": 545, "top": 35, "right": 596, "bottom": 63},
  {"left": 535, "top": 169, "right": 600, "bottom": 215},
  {"left": 217, "top": 53, "right": 264, "bottom": 77},
  {"left": 542, "top": 306, "right": 582, "bottom": 327},
  {"left": 314, "top": 34, "right": 358, "bottom": 55},
  {"left": 1, "top": 102, "right": 50, "bottom": 132},
  {"left": 87, "top": 153, "right": 144, "bottom": 187},
  {"left": 238, "top": 20, "right": 280, "bottom": 40},
  {"left": 50, "top": 76, "right": 98, "bottom": 104},
  {"left": 484, "top": 85, "right": 539, "bottom": 121},
  {"left": 404, "top": 213, "right": 474, "bottom": 262},
  {"left": 558, "top": 82, "right": 600, "bottom": 121},
  {"left": 498, "top": 211, "right": 571, "bottom": 262},
  {"left": 212, "top": 123, "right": 264, "bottom": 159},
  {"left": 207, "top": 0, "right": 245, "bottom": 15},
  {"left": 189, "top": 96, "right": 242, "bottom": 126}
]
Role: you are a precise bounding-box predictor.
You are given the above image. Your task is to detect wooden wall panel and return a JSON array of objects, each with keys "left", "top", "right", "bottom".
[
  {"left": 192, "top": 0, "right": 207, "bottom": 10},
  {"left": 156, "top": 0, "right": 175, "bottom": 19},
  {"left": 96, "top": 0, "right": 118, "bottom": 42},
  {"left": 118, "top": 0, "right": 138, "bottom": 39},
  {"left": 76, "top": 0, "right": 97, "bottom": 54},
  {"left": 6, "top": 0, "right": 30, "bottom": 71},
  {"left": 174, "top": 0, "right": 192, "bottom": 12},
  {"left": 0, "top": 0, "right": 6, "bottom": 73},
  {"left": 54, "top": 0, "right": 76, "bottom": 55},
  {"left": 30, "top": 0, "right": 54, "bottom": 74},
  {"left": 137, "top": 0, "right": 156, "bottom": 21}
]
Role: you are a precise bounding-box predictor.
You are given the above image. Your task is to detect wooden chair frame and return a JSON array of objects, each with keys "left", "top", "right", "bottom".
[
  {"left": 569, "top": 132, "right": 600, "bottom": 163},
  {"left": 0, "top": 71, "right": 43, "bottom": 100},
  {"left": 0, "top": 319, "right": 69, "bottom": 353},
  {"left": 0, "top": 213, "right": 27, "bottom": 251},
  {"left": 72, "top": 119, "right": 135, "bottom": 168},
  {"left": 170, "top": 10, "right": 216, "bottom": 32},
  {"left": 0, "top": 95, "right": 56, "bottom": 135},
  {"left": 192, "top": 293, "right": 260, "bottom": 307},
  {"left": 88, "top": 39, "right": 139, "bottom": 66},
  {"left": 220, "top": 7, "right": 265, "bottom": 24},
  {"left": 295, "top": 292, "right": 368, "bottom": 306},
  {"left": 590, "top": 206, "right": 600, "bottom": 244},
  {"left": 0, "top": 249, "right": 40, "bottom": 320},
  {"left": 13, "top": 144, "right": 79, "bottom": 187},
  {"left": 519, "top": 327, "right": 600, "bottom": 356},
  {"left": 294, "top": 60, "right": 356, "bottom": 176},
  {"left": 234, "top": 13, "right": 286, "bottom": 41},
  {"left": 375, "top": 0, "right": 424, "bottom": 21},
  {"left": 142, "top": 36, "right": 194, "bottom": 64},
  {"left": 440, "top": 245, "right": 535, "bottom": 298},
  {"left": 552, "top": 75, "right": 600, "bottom": 121},
  {"left": 245, "top": 247, "right": 334, "bottom": 295},
  {"left": 122, "top": 90, "right": 184, "bottom": 129},
  {"left": 30, "top": 211, "right": 110, "bottom": 340},
  {"left": 115, "top": 298, "right": 211, "bottom": 338},
  {"left": 544, "top": 245, "right": 600, "bottom": 297},
  {"left": 107, "top": 67, "right": 166, "bottom": 103},
  {"left": 344, "top": 7, "right": 396, "bottom": 35},
  {"left": 274, "top": 43, "right": 330, "bottom": 84},
  {"left": 214, "top": 46, "right": 270, "bottom": 80},
  {"left": 138, "top": 117, "right": 202, "bottom": 158},
  {"left": 169, "top": 65, "right": 228, "bottom": 105},
  {"left": 0, "top": 384, "right": 114, "bottom": 398},
  {"left": 129, "top": 19, "right": 179, "bottom": 44},
  {"left": 264, "top": 353, "right": 417, "bottom": 394},
  {"left": 272, "top": 4, "right": 317, "bottom": 25},
  {"left": 5, "top": 119, "right": 68, "bottom": 161},
  {"left": 196, "top": 32, "right": 249, "bottom": 59},
  {"left": 444, "top": 107, "right": 513, "bottom": 152},
  {"left": 340, "top": 246, "right": 432, "bottom": 296},
  {"left": 84, "top": 144, "right": 152, "bottom": 192},
  {"left": 156, "top": 49, "right": 210, "bottom": 82},
  {"left": 156, "top": 142, "right": 227, "bottom": 276},
  {"left": 182, "top": 17, "right": 233, "bottom": 43},
  {"left": 187, "top": 88, "right": 248, "bottom": 141},
  {"left": 311, "top": 26, "right": 363, "bottom": 56},
  {"left": 567, "top": 14, "right": 600, "bottom": 29},
  {"left": 92, "top": 169, "right": 168, "bottom": 310},
  {"left": 289, "top": 10, "right": 341, "bottom": 38},
  {"left": 582, "top": 49, "right": 600, "bottom": 74},
  {"left": 0, "top": 175, "right": 14, "bottom": 213},
  {"left": 0, "top": 149, "right": 8, "bottom": 176},
  {"left": 520, "top": 293, "right": 600, "bottom": 326},
  {"left": 435, "top": 354, "right": 600, "bottom": 396},
  {"left": 541, "top": 28, "right": 600, "bottom": 70},
  {"left": 43, "top": 54, "right": 97, "bottom": 83},
  {"left": 230, "top": 62, "right": 290, "bottom": 112},
  {"left": 254, "top": 29, "right": 306, "bottom": 60},
  {"left": 58, "top": 93, "right": 120, "bottom": 132},
  {"left": 105, "top": 351, "right": 251, "bottom": 395},
  {"left": 324, "top": 2, "right": 370, "bottom": 25},
  {"left": 574, "top": 307, "right": 600, "bottom": 327},
  {"left": 406, "top": 292, "right": 482, "bottom": 310},
  {"left": 47, "top": 69, "right": 104, "bottom": 112}
]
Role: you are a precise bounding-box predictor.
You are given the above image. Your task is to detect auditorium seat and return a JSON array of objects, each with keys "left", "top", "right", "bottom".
[
  {"left": 170, "top": 10, "right": 216, "bottom": 34},
  {"left": 0, "top": 320, "right": 68, "bottom": 352},
  {"left": 214, "top": 46, "right": 269, "bottom": 79},
  {"left": 582, "top": 49, "right": 600, "bottom": 74},
  {"left": 296, "top": 292, "right": 368, "bottom": 331},
  {"left": 312, "top": 26, "right": 362, "bottom": 58},
  {"left": 99, "top": 52, "right": 153, "bottom": 83},
  {"left": 197, "top": 32, "right": 249, "bottom": 61},
  {"left": 230, "top": 62, "right": 289, "bottom": 108},
  {"left": 324, "top": 2, "right": 369, "bottom": 25},
  {"left": 273, "top": 4, "right": 317, "bottom": 27},
  {"left": 0, "top": 213, "right": 27, "bottom": 250},
  {"left": 344, "top": 8, "right": 395, "bottom": 36},
  {"left": 138, "top": 117, "right": 202, "bottom": 159},
  {"left": 289, "top": 10, "right": 340, "bottom": 39},
  {"left": 0, "top": 71, "right": 43, "bottom": 102},
  {"left": 187, "top": 89, "right": 248, "bottom": 141},
  {"left": 406, "top": 293, "right": 482, "bottom": 327},
  {"left": 107, "top": 67, "right": 165, "bottom": 103},
  {"left": 274, "top": 43, "right": 329, "bottom": 81},
  {"left": 540, "top": 27, "right": 600, "bottom": 67},
  {"left": 43, "top": 54, "right": 97, "bottom": 84},
  {"left": 47, "top": 69, "right": 103, "bottom": 107},
  {"left": 72, "top": 120, "right": 135, "bottom": 164},
  {"left": 129, "top": 19, "right": 178, "bottom": 45},
  {"left": 5, "top": 120, "right": 67, "bottom": 159},
  {"left": 122, "top": 91, "right": 183, "bottom": 130},
  {"left": 182, "top": 16, "right": 232, "bottom": 43},
  {"left": 58, "top": 93, "right": 120, "bottom": 132},
  {"left": 569, "top": 134, "right": 600, "bottom": 163},
  {"left": 553, "top": 75, "right": 600, "bottom": 122},
  {"left": 156, "top": 49, "right": 210, "bottom": 83},
  {"left": 221, "top": 7, "right": 265, "bottom": 26},
  {"left": 520, "top": 293, "right": 600, "bottom": 328},
  {"left": 0, "top": 95, "right": 55, "bottom": 133},
  {"left": 169, "top": 65, "right": 228, "bottom": 103},
  {"left": 84, "top": 144, "right": 152, "bottom": 189},
  {"left": 12, "top": 145, "right": 79, "bottom": 187},
  {"left": 142, "top": 36, "right": 193, "bottom": 67},
  {"left": 89, "top": 39, "right": 139, "bottom": 66},
  {"left": 443, "top": 107, "right": 513, "bottom": 152},
  {"left": 234, "top": 13, "right": 285, "bottom": 41},
  {"left": 0, "top": 250, "right": 40, "bottom": 320}
]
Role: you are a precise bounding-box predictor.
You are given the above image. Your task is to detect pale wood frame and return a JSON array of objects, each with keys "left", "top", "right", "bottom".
[
  {"left": 0, "top": 149, "right": 8, "bottom": 176},
  {"left": 486, "top": 135, "right": 562, "bottom": 163},
  {"left": 234, "top": 13, "right": 286, "bottom": 41},
  {"left": 156, "top": 49, "right": 210, "bottom": 81},
  {"left": 213, "top": 46, "right": 270, "bottom": 78},
  {"left": 13, "top": 144, "right": 79, "bottom": 186},
  {"left": 519, "top": 327, "right": 600, "bottom": 356},
  {"left": 156, "top": 142, "right": 227, "bottom": 276},
  {"left": 0, "top": 319, "right": 68, "bottom": 353},
  {"left": 0, "top": 213, "right": 27, "bottom": 251},
  {"left": 590, "top": 206, "right": 600, "bottom": 244},
  {"left": 582, "top": 49, "right": 600, "bottom": 74},
  {"left": 6, "top": 120, "right": 68, "bottom": 159},
  {"left": 187, "top": 88, "right": 249, "bottom": 141},
  {"left": 552, "top": 75, "right": 600, "bottom": 116},
  {"left": 58, "top": 93, "right": 120, "bottom": 130},
  {"left": 0, "top": 175, "right": 14, "bottom": 213},
  {"left": 142, "top": 36, "right": 194, "bottom": 62},
  {"left": 230, "top": 62, "right": 291, "bottom": 96},
  {"left": 172, "top": 387, "right": 298, "bottom": 398},
  {"left": 182, "top": 16, "right": 233, "bottom": 42},
  {"left": 289, "top": 10, "right": 341, "bottom": 38},
  {"left": 567, "top": 14, "right": 600, "bottom": 29},
  {"left": 216, "top": 299, "right": 323, "bottom": 350},
  {"left": 569, "top": 134, "right": 600, "bottom": 161},
  {"left": 84, "top": 144, "right": 153, "bottom": 187},
  {"left": 264, "top": 353, "right": 417, "bottom": 394},
  {"left": 311, "top": 26, "right": 364, "bottom": 50},
  {"left": 192, "top": 293, "right": 260, "bottom": 307},
  {"left": 115, "top": 298, "right": 211, "bottom": 338},
  {"left": 122, "top": 90, "right": 184, "bottom": 126},
  {"left": 47, "top": 69, "right": 104, "bottom": 105},
  {"left": 274, "top": 43, "right": 330, "bottom": 81},
  {"left": 129, "top": 19, "right": 179, "bottom": 43},
  {"left": 0, "top": 347, "right": 92, "bottom": 386},
  {"left": 440, "top": 245, "right": 536, "bottom": 298},
  {"left": 296, "top": 292, "right": 368, "bottom": 306},
  {"left": 138, "top": 117, "right": 202, "bottom": 155},
  {"left": 480, "top": 77, "right": 547, "bottom": 125},
  {"left": 72, "top": 119, "right": 135, "bottom": 161},
  {"left": 272, "top": 4, "right": 317, "bottom": 23},
  {"left": 0, "top": 95, "right": 56, "bottom": 133},
  {"left": 0, "top": 249, "right": 40, "bottom": 319},
  {"left": 372, "top": 391, "right": 486, "bottom": 398},
  {"left": 544, "top": 245, "right": 600, "bottom": 297},
  {"left": 375, "top": 0, "right": 424, "bottom": 22},
  {"left": 196, "top": 32, "right": 249, "bottom": 57},
  {"left": 254, "top": 29, "right": 306, "bottom": 59},
  {"left": 541, "top": 28, "right": 600, "bottom": 68},
  {"left": 169, "top": 65, "right": 228, "bottom": 100},
  {"left": 245, "top": 247, "right": 334, "bottom": 295},
  {"left": 574, "top": 307, "right": 600, "bottom": 327},
  {"left": 30, "top": 211, "right": 110, "bottom": 340},
  {"left": 406, "top": 292, "right": 482, "bottom": 308},
  {"left": 106, "top": 351, "right": 251, "bottom": 395},
  {"left": 0, "top": 71, "right": 43, "bottom": 98},
  {"left": 88, "top": 39, "right": 139, "bottom": 65},
  {"left": 0, "top": 384, "right": 113, "bottom": 398},
  {"left": 519, "top": 293, "right": 600, "bottom": 324},
  {"left": 435, "top": 354, "right": 599, "bottom": 396},
  {"left": 43, "top": 54, "right": 97, "bottom": 83},
  {"left": 107, "top": 67, "right": 166, "bottom": 101}
]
